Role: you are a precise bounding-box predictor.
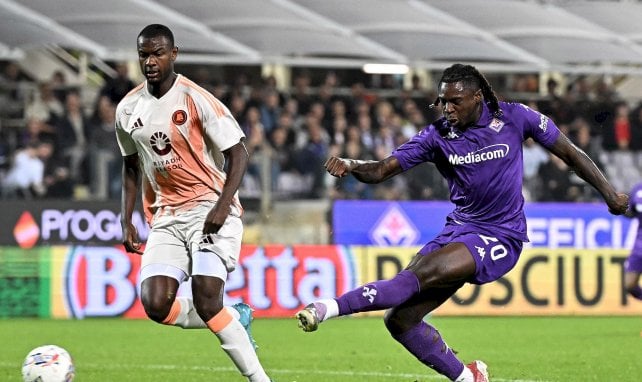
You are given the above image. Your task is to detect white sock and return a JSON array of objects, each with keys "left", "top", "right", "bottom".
[
  {"left": 214, "top": 319, "right": 270, "bottom": 382},
  {"left": 173, "top": 297, "right": 207, "bottom": 329},
  {"left": 317, "top": 298, "right": 339, "bottom": 321},
  {"left": 454, "top": 365, "right": 474, "bottom": 382},
  {"left": 207, "top": 309, "right": 270, "bottom": 382}
]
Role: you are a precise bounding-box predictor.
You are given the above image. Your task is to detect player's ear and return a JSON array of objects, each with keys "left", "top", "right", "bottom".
[
  {"left": 473, "top": 89, "right": 482, "bottom": 103},
  {"left": 171, "top": 46, "right": 178, "bottom": 61}
]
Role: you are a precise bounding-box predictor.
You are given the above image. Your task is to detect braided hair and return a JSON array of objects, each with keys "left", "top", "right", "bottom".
[{"left": 432, "top": 64, "right": 502, "bottom": 118}]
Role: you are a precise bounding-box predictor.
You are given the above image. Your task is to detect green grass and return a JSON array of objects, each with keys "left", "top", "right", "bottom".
[{"left": 3, "top": 316, "right": 642, "bottom": 381}]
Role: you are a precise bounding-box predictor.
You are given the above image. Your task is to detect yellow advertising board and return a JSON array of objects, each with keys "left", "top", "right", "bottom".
[{"left": 352, "top": 247, "right": 642, "bottom": 316}]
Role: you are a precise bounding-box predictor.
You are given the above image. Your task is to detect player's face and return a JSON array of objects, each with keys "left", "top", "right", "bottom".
[
  {"left": 137, "top": 35, "right": 177, "bottom": 85},
  {"left": 438, "top": 81, "right": 482, "bottom": 128}
]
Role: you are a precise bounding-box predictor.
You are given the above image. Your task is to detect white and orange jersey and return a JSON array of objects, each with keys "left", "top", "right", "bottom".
[{"left": 115, "top": 74, "right": 245, "bottom": 224}]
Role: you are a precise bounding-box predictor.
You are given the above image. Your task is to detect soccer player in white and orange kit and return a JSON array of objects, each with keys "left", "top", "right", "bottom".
[{"left": 116, "top": 24, "right": 272, "bottom": 382}]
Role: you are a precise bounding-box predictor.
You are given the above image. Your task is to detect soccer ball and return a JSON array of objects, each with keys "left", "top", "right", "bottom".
[{"left": 21, "top": 345, "right": 75, "bottom": 382}]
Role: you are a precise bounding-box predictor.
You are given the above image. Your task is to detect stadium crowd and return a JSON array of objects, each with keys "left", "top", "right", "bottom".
[{"left": 1, "top": 60, "right": 641, "bottom": 205}]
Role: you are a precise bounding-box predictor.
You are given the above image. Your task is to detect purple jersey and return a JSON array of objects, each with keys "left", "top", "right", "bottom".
[{"left": 392, "top": 101, "right": 560, "bottom": 242}]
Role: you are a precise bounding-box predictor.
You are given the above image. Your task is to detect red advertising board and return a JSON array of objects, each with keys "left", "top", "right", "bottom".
[{"left": 45, "top": 244, "right": 356, "bottom": 319}]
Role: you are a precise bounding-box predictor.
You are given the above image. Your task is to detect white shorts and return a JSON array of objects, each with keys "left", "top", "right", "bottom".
[{"left": 141, "top": 201, "right": 243, "bottom": 280}]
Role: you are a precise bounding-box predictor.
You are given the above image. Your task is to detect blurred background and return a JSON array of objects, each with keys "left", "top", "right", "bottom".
[{"left": 0, "top": 0, "right": 640, "bottom": 320}]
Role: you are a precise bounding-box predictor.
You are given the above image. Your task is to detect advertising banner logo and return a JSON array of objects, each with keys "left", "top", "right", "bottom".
[
  {"left": 225, "top": 245, "right": 357, "bottom": 318},
  {"left": 333, "top": 201, "right": 637, "bottom": 248},
  {"left": 0, "top": 201, "right": 149, "bottom": 246},
  {"left": 46, "top": 245, "right": 357, "bottom": 319}
]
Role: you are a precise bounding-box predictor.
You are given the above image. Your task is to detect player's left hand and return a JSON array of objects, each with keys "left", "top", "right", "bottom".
[
  {"left": 203, "top": 205, "right": 230, "bottom": 235},
  {"left": 607, "top": 192, "right": 630, "bottom": 215}
]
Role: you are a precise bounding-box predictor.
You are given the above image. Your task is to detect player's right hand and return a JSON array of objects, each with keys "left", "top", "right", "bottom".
[
  {"left": 607, "top": 192, "right": 630, "bottom": 216},
  {"left": 324, "top": 157, "right": 352, "bottom": 177},
  {"left": 122, "top": 223, "right": 143, "bottom": 255}
]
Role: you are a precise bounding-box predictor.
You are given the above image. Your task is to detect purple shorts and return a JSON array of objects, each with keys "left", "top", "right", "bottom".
[{"left": 418, "top": 221, "right": 523, "bottom": 285}]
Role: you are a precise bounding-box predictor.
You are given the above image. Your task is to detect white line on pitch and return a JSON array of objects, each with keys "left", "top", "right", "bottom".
[{"left": 3, "top": 361, "right": 551, "bottom": 382}]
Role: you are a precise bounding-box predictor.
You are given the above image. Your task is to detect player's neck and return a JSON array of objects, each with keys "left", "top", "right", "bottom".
[{"left": 148, "top": 72, "right": 177, "bottom": 98}]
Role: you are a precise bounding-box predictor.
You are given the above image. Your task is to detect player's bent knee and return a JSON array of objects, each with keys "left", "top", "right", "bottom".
[{"left": 141, "top": 294, "right": 174, "bottom": 324}]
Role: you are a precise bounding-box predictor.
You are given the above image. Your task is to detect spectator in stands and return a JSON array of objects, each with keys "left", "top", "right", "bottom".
[
  {"left": 571, "top": 118, "right": 603, "bottom": 167},
  {"left": 355, "top": 110, "right": 375, "bottom": 153},
  {"left": 88, "top": 95, "right": 120, "bottom": 199},
  {"left": 53, "top": 89, "right": 89, "bottom": 184},
  {"left": 537, "top": 153, "right": 577, "bottom": 202},
  {"left": 242, "top": 105, "right": 267, "bottom": 193},
  {"left": 614, "top": 101, "right": 631, "bottom": 150},
  {"left": 329, "top": 113, "right": 348, "bottom": 147},
  {"left": 522, "top": 138, "right": 549, "bottom": 201},
  {"left": 227, "top": 91, "right": 247, "bottom": 124},
  {"left": 259, "top": 88, "right": 281, "bottom": 133},
  {"left": 272, "top": 111, "right": 297, "bottom": 148},
  {"left": 50, "top": 70, "right": 69, "bottom": 103},
  {"left": 629, "top": 102, "right": 642, "bottom": 152},
  {"left": 24, "top": 81, "right": 64, "bottom": 122},
  {"left": 43, "top": 159, "right": 74, "bottom": 199},
  {"left": 268, "top": 126, "right": 300, "bottom": 196},
  {"left": 18, "top": 117, "right": 56, "bottom": 149},
  {"left": 0, "top": 62, "right": 31, "bottom": 118},
  {"left": 292, "top": 70, "right": 313, "bottom": 115},
  {"left": 328, "top": 99, "right": 348, "bottom": 143},
  {"left": 100, "top": 62, "right": 135, "bottom": 104},
  {"left": 296, "top": 117, "right": 330, "bottom": 198},
  {"left": 1, "top": 140, "right": 53, "bottom": 199}
]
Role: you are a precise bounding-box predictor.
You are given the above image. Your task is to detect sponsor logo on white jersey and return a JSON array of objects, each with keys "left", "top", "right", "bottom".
[{"left": 448, "top": 144, "right": 509, "bottom": 165}]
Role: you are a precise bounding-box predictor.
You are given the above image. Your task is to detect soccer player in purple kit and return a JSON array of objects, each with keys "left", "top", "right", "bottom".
[
  {"left": 624, "top": 182, "right": 642, "bottom": 302},
  {"left": 296, "top": 64, "right": 630, "bottom": 382}
]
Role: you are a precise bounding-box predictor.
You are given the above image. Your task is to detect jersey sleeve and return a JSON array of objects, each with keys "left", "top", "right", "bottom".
[
  {"left": 391, "top": 126, "right": 436, "bottom": 170},
  {"left": 515, "top": 103, "right": 560, "bottom": 149},
  {"left": 199, "top": 95, "right": 245, "bottom": 151},
  {"left": 115, "top": 109, "right": 137, "bottom": 156},
  {"left": 204, "top": 115, "right": 245, "bottom": 151}
]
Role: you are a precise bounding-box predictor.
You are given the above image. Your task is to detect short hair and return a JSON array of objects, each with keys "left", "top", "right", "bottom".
[
  {"left": 433, "top": 63, "right": 502, "bottom": 118},
  {"left": 138, "top": 24, "right": 174, "bottom": 47}
]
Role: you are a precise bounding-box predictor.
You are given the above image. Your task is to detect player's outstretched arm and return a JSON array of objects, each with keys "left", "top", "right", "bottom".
[
  {"left": 120, "top": 153, "right": 143, "bottom": 254},
  {"left": 324, "top": 155, "right": 403, "bottom": 184},
  {"left": 547, "top": 133, "right": 629, "bottom": 215}
]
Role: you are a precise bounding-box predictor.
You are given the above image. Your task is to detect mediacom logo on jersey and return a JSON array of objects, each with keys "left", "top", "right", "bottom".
[{"left": 448, "top": 144, "right": 509, "bottom": 166}]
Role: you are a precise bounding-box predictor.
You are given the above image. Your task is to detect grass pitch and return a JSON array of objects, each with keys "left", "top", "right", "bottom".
[{"left": 2, "top": 316, "right": 641, "bottom": 381}]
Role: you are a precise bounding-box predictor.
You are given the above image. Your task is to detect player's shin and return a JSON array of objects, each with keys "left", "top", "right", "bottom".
[
  {"left": 336, "top": 270, "right": 420, "bottom": 315},
  {"left": 206, "top": 308, "right": 271, "bottom": 382},
  {"left": 392, "top": 321, "right": 465, "bottom": 381}
]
